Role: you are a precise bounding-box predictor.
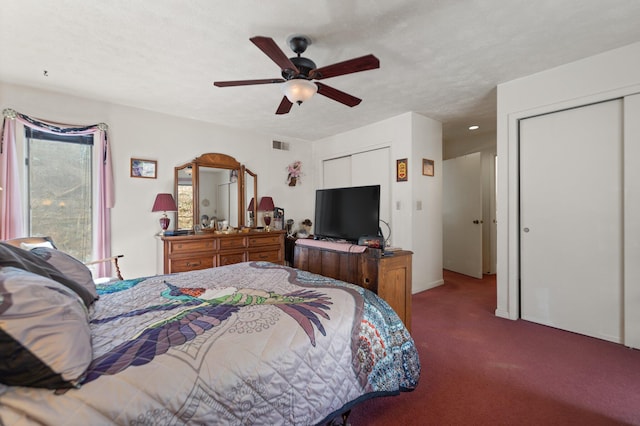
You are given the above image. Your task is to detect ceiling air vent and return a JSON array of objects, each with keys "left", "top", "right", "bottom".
[{"left": 272, "top": 140, "right": 290, "bottom": 151}]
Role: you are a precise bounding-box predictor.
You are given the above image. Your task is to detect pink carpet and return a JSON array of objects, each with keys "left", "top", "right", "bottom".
[{"left": 348, "top": 270, "right": 640, "bottom": 425}]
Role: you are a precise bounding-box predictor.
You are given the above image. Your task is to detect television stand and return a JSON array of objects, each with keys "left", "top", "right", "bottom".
[{"left": 294, "top": 240, "right": 412, "bottom": 331}]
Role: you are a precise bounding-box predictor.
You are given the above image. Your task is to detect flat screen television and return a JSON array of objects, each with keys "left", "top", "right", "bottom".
[{"left": 314, "top": 185, "right": 380, "bottom": 242}]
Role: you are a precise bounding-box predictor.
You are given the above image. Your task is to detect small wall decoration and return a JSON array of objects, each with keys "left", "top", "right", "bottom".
[
  {"left": 286, "top": 160, "right": 303, "bottom": 186},
  {"left": 396, "top": 158, "right": 408, "bottom": 182},
  {"left": 422, "top": 158, "right": 435, "bottom": 176},
  {"left": 130, "top": 158, "right": 157, "bottom": 179}
]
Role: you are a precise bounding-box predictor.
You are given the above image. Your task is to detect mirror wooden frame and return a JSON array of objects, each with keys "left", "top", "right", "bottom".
[
  {"left": 245, "top": 168, "right": 257, "bottom": 227},
  {"left": 175, "top": 153, "right": 251, "bottom": 231}
]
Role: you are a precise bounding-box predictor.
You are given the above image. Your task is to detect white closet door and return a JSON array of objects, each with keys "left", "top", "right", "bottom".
[
  {"left": 323, "top": 148, "right": 391, "bottom": 230},
  {"left": 624, "top": 93, "right": 640, "bottom": 349},
  {"left": 351, "top": 148, "right": 391, "bottom": 227},
  {"left": 520, "top": 99, "right": 623, "bottom": 343},
  {"left": 322, "top": 156, "right": 351, "bottom": 189}
]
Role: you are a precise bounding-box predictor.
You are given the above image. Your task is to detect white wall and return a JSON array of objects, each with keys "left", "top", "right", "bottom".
[
  {"left": 0, "top": 82, "right": 313, "bottom": 278},
  {"left": 496, "top": 41, "right": 640, "bottom": 320},
  {"left": 312, "top": 112, "right": 443, "bottom": 293},
  {"left": 1, "top": 83, "right": 443, "bottom": 291},
  {"left": 444, "top": 130, "right": 495, "bottom": 160}
]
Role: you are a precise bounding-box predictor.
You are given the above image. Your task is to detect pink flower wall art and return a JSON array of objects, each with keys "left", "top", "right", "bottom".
[{"left": 286, "top": 161, "right": 303, "bottom": 186}]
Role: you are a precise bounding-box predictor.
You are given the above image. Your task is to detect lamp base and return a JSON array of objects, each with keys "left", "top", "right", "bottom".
[{"left": 159, "top": 215, "right": 170, "bottom": 234}]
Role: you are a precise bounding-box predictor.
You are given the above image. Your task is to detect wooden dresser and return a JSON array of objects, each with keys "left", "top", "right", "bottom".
[
  {"left": 161, "top": 230, "right": 285, "bottom": 274},
  {"left": 294, "top": 243, "right": 413, "bottom": 331}
]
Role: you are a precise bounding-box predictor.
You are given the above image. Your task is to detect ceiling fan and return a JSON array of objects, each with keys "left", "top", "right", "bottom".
[{"left": 213, "top": 35, "right": 380, "bottom": 115}]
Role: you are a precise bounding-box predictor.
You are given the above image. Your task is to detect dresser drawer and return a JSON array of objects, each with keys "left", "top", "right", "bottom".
[
  {"left": 169, "top": 256, "right": 215, "bottom": 273},
  {"left": 248, "top": 248, "right": 282, "bottom": 263},
  {"left": 162, "top": 231, "right": 285, "bottom": 274},
  {"left": 248, "top": 234, "right": 283, "bottom": 247},
  {"left": 219, "top": 251, "right": 247, "bottom": 266},
  {"left": 169, "top": 239, "right": 216, "bottom": 254},
  {"left": 219, "top": 236, "right": 247, "bottom": 250}
]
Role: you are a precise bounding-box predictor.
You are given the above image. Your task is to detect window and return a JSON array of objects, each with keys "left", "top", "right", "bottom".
[{"left": 25, "top": 128, "right": 94, "bottom": 262}]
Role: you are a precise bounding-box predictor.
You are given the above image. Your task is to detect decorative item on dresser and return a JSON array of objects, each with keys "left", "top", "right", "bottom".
[
  {"left": 294, "top": 239, "right": 413, "bottom": 331},
  {"left": 161, "top": 230, "right": 285, "bottom": 274},
  {"left": 151, "top": 193, "right": 178, "bottom": 234}
]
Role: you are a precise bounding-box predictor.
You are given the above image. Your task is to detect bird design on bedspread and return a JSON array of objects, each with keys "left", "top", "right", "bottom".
[{"left": 82, "top": 282, "right": 332, "bottom": 384}]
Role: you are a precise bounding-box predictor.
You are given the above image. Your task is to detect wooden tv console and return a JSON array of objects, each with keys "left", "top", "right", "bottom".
[{"left": 294, "top": 242, "right": 413, "bottom": 331}]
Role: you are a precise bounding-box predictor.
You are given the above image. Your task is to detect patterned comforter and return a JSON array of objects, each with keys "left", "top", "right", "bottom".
[{"left": 0, "top": 262, "right": 420, "bottom": 425}]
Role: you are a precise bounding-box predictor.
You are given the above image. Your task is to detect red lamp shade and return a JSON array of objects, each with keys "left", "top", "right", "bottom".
[
  {"left": 152, "top": 193, "right": 178, "bottom": 233},
  {"left": 152, "top": 193, "right": 178, "bottom": 212},
  {"left": 258, "top": 196, "right": 275, "bottom": 212},
  {"left": 247, "top": 197, "right": 255, "bottom": 211}
]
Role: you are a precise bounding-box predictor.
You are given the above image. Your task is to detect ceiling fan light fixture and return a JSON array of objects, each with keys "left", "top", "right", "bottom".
[{"left": 282, "top": 79, "right": 317, "bottom": 105}]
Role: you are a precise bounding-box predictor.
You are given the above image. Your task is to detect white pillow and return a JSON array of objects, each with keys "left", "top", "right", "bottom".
[{"left": 20, "top": 241, "right": 55, "bottom": 250}]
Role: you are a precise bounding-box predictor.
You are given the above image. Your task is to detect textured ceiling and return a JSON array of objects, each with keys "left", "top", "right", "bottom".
[{"left": 1, "top": 0, "right": 640, "bottom": 145}]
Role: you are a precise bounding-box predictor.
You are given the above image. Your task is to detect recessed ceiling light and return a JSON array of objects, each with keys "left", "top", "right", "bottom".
[{"left": 468, "top": 125, "right": 479, "bottom": 130}]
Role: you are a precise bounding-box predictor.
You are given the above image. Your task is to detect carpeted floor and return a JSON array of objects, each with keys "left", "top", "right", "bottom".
[{"left": 348, "top": 270, "right": 640, "bottom": 425}]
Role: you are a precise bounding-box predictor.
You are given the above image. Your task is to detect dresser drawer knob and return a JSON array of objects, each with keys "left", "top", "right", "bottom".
[{"left": 186, "top": 261, "right": 201, "bottom": 267}]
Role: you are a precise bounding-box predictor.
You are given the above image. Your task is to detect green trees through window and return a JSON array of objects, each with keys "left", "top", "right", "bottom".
[{"left": 26, "top": 129, "right": 93, "bottom": 262}]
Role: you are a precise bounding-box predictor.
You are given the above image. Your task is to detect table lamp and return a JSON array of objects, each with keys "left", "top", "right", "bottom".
[
  {"left": 258, "top": 196, "right": 275, "bottom": 231},
  {"left": 152, "top": 193, "right": 178, "bottom": 234}
]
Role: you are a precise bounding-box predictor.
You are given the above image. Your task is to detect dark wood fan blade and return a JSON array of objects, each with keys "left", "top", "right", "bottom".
[
  {"left": 214, "top": 78, "right": 285, "bottom": 87},
  {"left": 316, "top": 82, "right": 362, "bottom": 107},
  {"left": 310, "top": 54, "right": 379, "bottom": 80},
  {"left": 275, "top": 96, "right": 293, "bottom": 115},
  {"left": 250, "top": 36, "right": 300, "bottom": 73}
]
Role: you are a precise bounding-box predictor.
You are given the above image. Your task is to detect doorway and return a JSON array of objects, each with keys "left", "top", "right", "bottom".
[{"left": 443, "top": 151, "right": 497, "bottom": 279}]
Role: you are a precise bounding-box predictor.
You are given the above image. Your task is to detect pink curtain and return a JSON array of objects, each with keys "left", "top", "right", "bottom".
[
  {"left": 0, "top": 116, "right": 25, "bottom": 239},
  {"left": 0, "top": 109, "right": 115, "bottom": 276}
]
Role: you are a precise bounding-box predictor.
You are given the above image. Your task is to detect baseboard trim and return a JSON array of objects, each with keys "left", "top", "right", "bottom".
[{"left": 413, "top": 279, "right": 444, "bottom": 294}]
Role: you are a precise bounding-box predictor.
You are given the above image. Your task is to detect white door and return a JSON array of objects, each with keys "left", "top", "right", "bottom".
[
  {"left": 442, "top": 152, "right": 483, "bottom": 279},
  {"left": 520, "top": 100, "right": 623, "bottom": 343}
]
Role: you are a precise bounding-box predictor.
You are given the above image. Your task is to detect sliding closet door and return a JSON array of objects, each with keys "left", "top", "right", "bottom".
[
  {"left": 322, "top": 148, "right": 391, "bottom": 226},
  {"left": 351, "top": 148, "right": 391, "bottom": 226},
  {"left": 624, "top": 93, "right": 640, "bottom": 349},
  {"left": 322, "top": 156, "right": 351, "bottom": 189},
  {"left": 520, "top": 99, "right": 623, "bottom": 343}
]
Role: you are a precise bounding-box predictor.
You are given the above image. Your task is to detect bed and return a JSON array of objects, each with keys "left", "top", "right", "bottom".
[{"left": 0, "top": 241, "right": 420, "bottom": 425}]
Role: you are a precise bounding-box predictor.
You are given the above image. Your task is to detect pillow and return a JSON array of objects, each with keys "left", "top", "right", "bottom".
[
  {"left": 0, "top": 267, "right": 92, "bottom": 389},
  {"left": 30, "top": 247, "right": 98, "bottom": 301},
  {"left": 0, "top": 242, "right": 96, "bottom": 307},
  {"left": 20, "top": 241, "right": 55, "bottom": 250}
]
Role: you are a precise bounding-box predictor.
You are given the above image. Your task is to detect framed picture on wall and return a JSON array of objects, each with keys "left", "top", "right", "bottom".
[
  {"left": 130, "top": 158, "right": 157, "bottom": 179},
  {"left": 396, "top": 158, "right": 408, "bottom": 182},
  {"left": 423, "top": 158, "right": 435, "bottom": 176}
]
